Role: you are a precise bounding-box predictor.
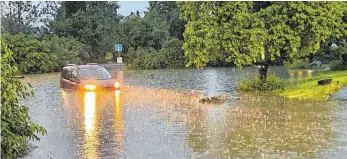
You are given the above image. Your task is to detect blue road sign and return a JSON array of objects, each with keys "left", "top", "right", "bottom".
[{"left": 115, "top": 44, "right": 122, "bottom": 52}]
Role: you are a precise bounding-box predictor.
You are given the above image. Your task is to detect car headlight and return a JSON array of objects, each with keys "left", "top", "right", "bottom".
[
  {"left": 84, "top": 84, "right": 96, "bottom": 90},
  {"left": 114, "top": 81, "right": 120, "bottom": 88}
]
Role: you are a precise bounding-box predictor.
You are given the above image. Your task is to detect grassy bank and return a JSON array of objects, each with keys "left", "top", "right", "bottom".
[{"left": 280, "top": 70, "right": 347, "bottom": 100}]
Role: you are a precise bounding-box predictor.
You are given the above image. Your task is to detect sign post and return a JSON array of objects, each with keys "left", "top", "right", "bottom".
[{"left": 115, "top": 44, "right": 123, "bottom": 63}]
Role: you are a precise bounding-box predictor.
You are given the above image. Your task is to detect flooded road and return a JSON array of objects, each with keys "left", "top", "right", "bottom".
[{"left": 20, "top": 67, "right": 347, "bottom": 158}]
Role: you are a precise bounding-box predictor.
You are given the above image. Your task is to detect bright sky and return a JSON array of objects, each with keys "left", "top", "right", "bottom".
[{"left": 118, "top": 1, "right": 149, "bottom": 16}]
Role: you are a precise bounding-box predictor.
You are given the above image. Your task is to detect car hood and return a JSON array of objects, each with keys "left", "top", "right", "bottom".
[{"left": 80, "top": 78, "right": 117, "bottom": 88}]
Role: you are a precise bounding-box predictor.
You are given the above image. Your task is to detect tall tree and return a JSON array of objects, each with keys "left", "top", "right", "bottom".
[
  {"left": 116, "top": 16, "right": 155, "bottom": 51},
  {"left": 148, "top": 1, "right": 185, "bottom": 40},
  {"left": 178, "top": 2, "right": 347, "bottom": 81},
  {"left": 1, "top": 1, "right": 40, "bottom": 34},
  {"left": 65, "top": 1, "right": 86, "bottom": 18},
  {"left": 1, "top": 1, "right": 57, "bottom": 35},
  {"left": 53, "top": 1, "right": 121, "bottom": 62}
]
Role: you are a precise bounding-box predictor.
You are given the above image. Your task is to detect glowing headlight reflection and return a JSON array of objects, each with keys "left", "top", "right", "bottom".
[
  {"left": 83, "top": 91, "right": 98, "bottom": 158},
  {"left": 115, "top": 81, "right": 120, "bottom": 89},
  {"left": 84, "top": 84, "right": 96, "bottom": 91},
  {"left": 114, "top": 90, "right": 123, "bottom": 153},
  {"left": 84, "top": 92, "right": 96, "bottom": 135}
]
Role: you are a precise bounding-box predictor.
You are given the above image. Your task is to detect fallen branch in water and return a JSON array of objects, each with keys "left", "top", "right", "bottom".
[{"left": 10, "top": 76, "right": 25, "bottom": 78}]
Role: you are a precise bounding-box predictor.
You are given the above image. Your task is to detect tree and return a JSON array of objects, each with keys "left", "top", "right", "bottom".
[
  {"left": 1, "top": 35, "right": 46, "bottom": 158},
  {"left": 4, "top": 33, "right": 57, "bottom": 73},
  {"left": 53, "top": 1, "right": 121, "bottom": 62},
  {"left": 65, "top": 1, "right": 86, "bottom": 18},
  {"left": 1, "top": 1, "right": 57, "bottom": 35},
  {"left": 148, "top": 1, "right": 185, "bottom": 40},
  {"left": 43, "top": 35, "right": 91, "bottom": 69},
  {"left": 177, "top": 2, "right": 347, "bottom": 81},
  {"left": 160, "top": 38, "right": 186, "bottom": 68},
  {"left": 116, "top": 16, "right": 156, "bottom": 51}
]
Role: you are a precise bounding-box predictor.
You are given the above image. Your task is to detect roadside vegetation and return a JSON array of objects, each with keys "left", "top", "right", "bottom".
[
  {"left": 1, "top": 1, "right": 347, "bottom": 157},
  {"left": 179, "top": 1, "right": 347, "bottom": 99},
  {"left": 1, "top": 37, "right": 47, "bottom": 158},
  {"left": 239, "top": 75, "right": 285, "bottom": 92}
]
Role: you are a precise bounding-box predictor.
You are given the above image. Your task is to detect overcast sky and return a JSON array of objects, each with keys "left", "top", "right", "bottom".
[{"left": 118, "top": 1, "right": 149, "bottom": 16}]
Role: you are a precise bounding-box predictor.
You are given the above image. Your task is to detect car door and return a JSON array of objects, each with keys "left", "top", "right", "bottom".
[
  {"left": 68, "top": 69, "right": 79, "bottom": 89},
  {"left": 60, "top": 69, "right": 71, "bottom": 88}
]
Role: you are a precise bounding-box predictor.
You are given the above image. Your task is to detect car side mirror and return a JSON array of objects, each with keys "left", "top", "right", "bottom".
[{"left": 70, "top": 77, "right": 76, "bottom": 82}]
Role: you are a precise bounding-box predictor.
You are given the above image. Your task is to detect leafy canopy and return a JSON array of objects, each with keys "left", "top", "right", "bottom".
[
  {"left": 4, "top": 33, "right": 57, "bottom": 73},
  {"left": 177, "top": 2, "right": 347, "bottom": 68},
  {"left": 1, "top": 35, "right": 46, "bottom": 158}
]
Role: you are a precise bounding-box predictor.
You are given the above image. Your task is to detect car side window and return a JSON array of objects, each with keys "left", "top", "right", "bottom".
[
  {"left": 71, "top": 70, "right": 77, "bottom": 80},
  {"left": 62, "top": 69, "right": 71, "bottom": 80}
]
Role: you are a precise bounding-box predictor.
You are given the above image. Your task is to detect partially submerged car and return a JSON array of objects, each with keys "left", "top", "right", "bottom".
[{"left": 60, "top": 63, "right": 120, "bottom": 91}]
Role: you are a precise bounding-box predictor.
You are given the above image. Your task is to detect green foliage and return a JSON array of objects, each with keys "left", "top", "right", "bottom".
[
  {"left": 284, "top": 59, "right": 310, "bottom": 69},
  {"left": 64, "top": 1, "right": 86, "bottom": 18},
  {"left": 116, "top": 16, "right": 159, "bottom": 52},
  {"left": 4, "top": 33, "right": 58, "bottom": 74},
  {"left": 1, "top": 35, "right": 47, "bottom": 158},
  {"left": 117, "top": 4, "right": 187, "bottom": 69},
  {"left": 53, "top": 2, "right": 120, "bottom": 62},
  {"left": 1, "top": 1, "right": 58, "bottom": 36},
  {"left": 178, "top": 2, "right": 347, "bottom": 74},
  {"left": 160, "top": 38, "right": 186, "bottom": 68},
  {"left": 148, "top": 1, "right": 185, "bottom": 40},
  {"left": 126, "top": 47, "right": 165, "bottom": 70},
  {"left": 126, "top": 38, "right": 186, "bottom": 70},
  {"left": 239, "top": 75, "right": 285, "bottom": 92},
  {"left": 43, "top": 35, "right": 91, "bottom": 69},
  {"left": 281, "top": 70, "right": 347, "bottom": 100},
  {"left": 329, "top": 60, "right": 347, "bottom": 70}
]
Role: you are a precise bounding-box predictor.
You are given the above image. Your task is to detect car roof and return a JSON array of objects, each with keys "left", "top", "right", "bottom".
[
  {"left": 62, "top": 64, "right": 103, "bottom": 70},
  {"left": 76, "top": 65, "right": 102, "bottom": 69}
]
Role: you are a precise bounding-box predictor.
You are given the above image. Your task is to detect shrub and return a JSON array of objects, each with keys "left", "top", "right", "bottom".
[
  {"left": 18, "top": 52, "right": 58, "bottom": 73},
  {"left": 43, "top": 36, "right": 91, "bottom": 70},
  {"left": 329, "top": 60, "right": 347, "bottom": 71},
  {"left": 1, "top": 36, "right": 46, "bottom": 158},
  {"left": 161, "top": 38, "right": 186, "bottom": 69},
  {"left": 125, "top": 38, "right": 186, "bottom": 70},
  {"left": 284, "top": 59, "right": 310, "bottom": 69},
  {"left": 4, "top": 33, "right": 58, "bottom": 73},
  {"left": 239, "top": 75, "right": 285, "bottom": 92},
  {"left": 126, "top": 47, "right": 165, "bottom": 70}
]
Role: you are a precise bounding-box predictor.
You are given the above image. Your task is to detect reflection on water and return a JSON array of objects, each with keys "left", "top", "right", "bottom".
[
  {"left": 83, "top": 91, "right": 98, "bottom": 159},
  {"left": 21, "top": 67, "right": 347, "bottom": 159},
  {"left": 84, "top": 92, "right": 96, "bottom": 135},
  {"left": 187, "top": 107, "right": 208, "bottom": 153},
  {"left": 224, "top": 93, "right": 337, "bottom": 158},
  {"left": 114, "top": 90, "right": 123, "bottom": 154},
  {"left": 289, "top": 70, "right": 314, "bottom": 80}
]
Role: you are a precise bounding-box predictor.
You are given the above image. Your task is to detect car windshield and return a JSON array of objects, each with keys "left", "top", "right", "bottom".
[{"left": 78, "top": 67, "right": 112, "bottom": 80}]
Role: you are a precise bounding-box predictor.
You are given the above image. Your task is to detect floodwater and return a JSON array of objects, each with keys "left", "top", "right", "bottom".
[{"left": 20, "top": 67, "right": 347, "bottom": 159}]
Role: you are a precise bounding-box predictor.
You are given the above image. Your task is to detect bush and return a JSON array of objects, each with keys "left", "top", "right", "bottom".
[
  {"left": 4, "top": 33, "right": 58, "bottom": 73},
  {"left": 43, "top": 35, "right": 91, "bottom": 70},
  {"left": 239, "top": 75, "right": 285, "bottom": 92},
  {"left": 284, "top": 59, "right": 310, "bottom": 69},
  {"left": 125, "top": 38, "right": 186, "bottom": 70},
  {"left": 161, "top": 38, "right": 186, "bottom": 68},
  {"left": 1, "top": 36, "right": 46, "bottom": 158},
  {"left": 19, "top": 52, "right": 58, "bottom": 73},
  {"left": 126, "top": 47, "right": 165, "bottom": 69},
  {"left": 329, "top": 60, "right": 347, "bottom": 70}
]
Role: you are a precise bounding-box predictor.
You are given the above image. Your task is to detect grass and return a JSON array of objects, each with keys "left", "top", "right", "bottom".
[{"left": 280, "top": 70, "right": 347, "bottom": 100}]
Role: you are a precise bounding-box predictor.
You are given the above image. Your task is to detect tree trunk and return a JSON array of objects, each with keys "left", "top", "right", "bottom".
[
  {"left": 259, "top": 64, "right": 269, "bottom": 82},
  {"left": 342, "top": 54, "right": 347, "bottom": 65}
]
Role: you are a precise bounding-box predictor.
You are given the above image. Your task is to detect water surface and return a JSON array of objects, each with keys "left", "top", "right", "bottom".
[{"left": 20, "top": 67, "right": 347, "bottom": 158}]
